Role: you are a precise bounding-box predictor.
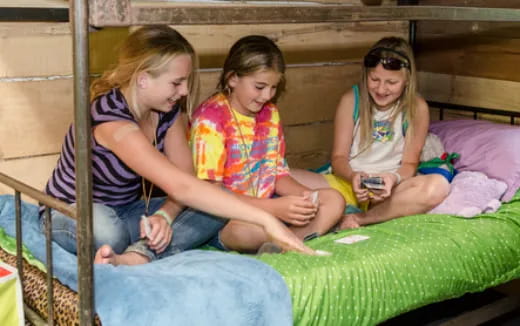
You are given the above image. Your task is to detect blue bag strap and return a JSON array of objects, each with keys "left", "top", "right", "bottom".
[{"left": 352, "top": 84, "right": 359, "bottom": 122}]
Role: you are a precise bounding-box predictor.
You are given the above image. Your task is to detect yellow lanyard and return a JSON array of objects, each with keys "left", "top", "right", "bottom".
[
  {"left": 228, "top": 106, "right": 262, "bottom": 198},
  {"left": 141, "top": 113, "right": 158, "bottom": 216}
]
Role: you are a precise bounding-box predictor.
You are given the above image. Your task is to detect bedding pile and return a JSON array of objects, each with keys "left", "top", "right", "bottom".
[
  {"left": 1, "top": 190, "right": 520, "bottom": 326},
  {"left": 0, "top": 195, "right": 292, "bottom": 326}
]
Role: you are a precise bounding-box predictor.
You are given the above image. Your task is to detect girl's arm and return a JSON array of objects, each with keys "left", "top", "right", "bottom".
[
  {"left": 141, "top": 113, "right": 192, "bottom": 253},
  {"left": 330, "top": 90, "right": 358, "bottom": 183},
  {"left": 396, "top": 95, "right": 430, "bottom": 181},
  {"left": 207, "top": 178, "right": 317, "bottom": 227},
  {"left": 330, "top": 90, "right": 368, "bottom": 199},
  {"left": 94, "top": 120, "right": 314, "bottom": 254},
  {"left": 160, "top": 112, "right": 194, "bottom": 219}
]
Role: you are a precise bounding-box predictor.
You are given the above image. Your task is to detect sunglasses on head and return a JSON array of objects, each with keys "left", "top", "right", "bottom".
[{"left": 363, "top": 47, "right": 410, "bottom": 70}]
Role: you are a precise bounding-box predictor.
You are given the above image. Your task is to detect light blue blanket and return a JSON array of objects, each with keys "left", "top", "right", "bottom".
[{"left": 0, "top": 195, "right": 292, "bottom": 326}]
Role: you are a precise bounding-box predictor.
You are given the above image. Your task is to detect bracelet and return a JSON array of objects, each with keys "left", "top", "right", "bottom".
[
  {"left": 154, "top": 209, "right": 173, "bottom": 226},
  {"left": 390, "top": 171, "right": 401, "bottom": 185}
]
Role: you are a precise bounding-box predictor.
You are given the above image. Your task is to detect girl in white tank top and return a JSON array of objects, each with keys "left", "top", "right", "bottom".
[{"left": 290, "top": 36, "right": 449, "bottom": 230}]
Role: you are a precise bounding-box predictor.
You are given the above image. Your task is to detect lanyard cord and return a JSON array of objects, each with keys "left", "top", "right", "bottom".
[
  {"left": 142, "top": 113, "right": 158, "bottom": 216},
  {"left": 228, "top": 106, "right": 262, "bottom": 198}
]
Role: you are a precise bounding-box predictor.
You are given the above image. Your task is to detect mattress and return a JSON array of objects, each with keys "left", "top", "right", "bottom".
[
  {"left": 258, "top": 190, "right": 520, "bottom": 325},
  {"left": 1, "top": 190, "right": 519, "bottom": 326}
]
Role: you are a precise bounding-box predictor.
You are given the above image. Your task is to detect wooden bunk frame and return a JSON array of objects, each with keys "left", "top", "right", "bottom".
[{"left": 1, "top": 1, "right": 520, "bottom": 325}]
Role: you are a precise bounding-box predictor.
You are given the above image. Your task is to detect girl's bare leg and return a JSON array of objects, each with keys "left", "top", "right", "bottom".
[
  {"left": 221, "top": 189, "right": 345, "bottom": 252},
  {"left": 290, "top": 168, "right": 330, "bottom": 189},
  {"left": 339, "top": 174, "right": 449, "bottom": 229},
  {"left": 94, "top": 244, "right": 150, "bottom": 266}
]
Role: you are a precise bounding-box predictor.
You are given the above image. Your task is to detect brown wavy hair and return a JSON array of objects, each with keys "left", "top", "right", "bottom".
[{"left": 217, "top": 35, "right": 286, "bottom": 104}]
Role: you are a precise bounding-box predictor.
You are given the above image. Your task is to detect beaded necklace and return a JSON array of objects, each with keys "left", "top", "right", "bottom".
[{"left": 228, "top": 106, "right": 262, "bottom": 198}]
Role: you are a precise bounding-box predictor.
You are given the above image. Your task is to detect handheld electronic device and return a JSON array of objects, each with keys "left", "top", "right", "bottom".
[{"left": 361, "top": 176, "right": 385, "bottom": 190}]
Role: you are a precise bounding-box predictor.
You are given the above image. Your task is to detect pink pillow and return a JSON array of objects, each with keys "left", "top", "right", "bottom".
[{"left": 429, "top": 120, "right": 520, "bottom": 202}]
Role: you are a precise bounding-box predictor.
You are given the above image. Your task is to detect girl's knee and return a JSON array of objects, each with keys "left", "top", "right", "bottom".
[
  {"left": 92, "top": 203, "right": 131, "bottom": 253},
  {"left": 422, "top": 174, "right": 450, "bottom": 206},
  {"left": 220, "top": 222, "right": 267, "bottom": 252},
  {"left": 318, "top": 188, "right": 346, "bottom": 212},
  {"left": 93, "top": 223, "right": 130, "bottom": 254}
]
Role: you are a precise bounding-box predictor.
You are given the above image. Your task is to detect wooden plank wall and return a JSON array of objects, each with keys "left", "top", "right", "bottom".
[
  {"left": 0, "top": 0, "right": 405, "bottom": 196},
  {"left": 416, "top": 0, "right": 520, "bottom": 123}
]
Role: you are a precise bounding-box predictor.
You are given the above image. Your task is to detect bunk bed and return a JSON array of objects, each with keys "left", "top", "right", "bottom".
[{"left": 1, "top": 1, "right": 519, "bottom": 325}]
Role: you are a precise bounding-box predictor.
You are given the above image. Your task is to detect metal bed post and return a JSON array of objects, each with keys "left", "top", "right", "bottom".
[
  {"left": 397, "top": 0, "right": 418, "bottom": 47},
  {"left": 71, "top": 0, "right": 94, "bottom": 325}
]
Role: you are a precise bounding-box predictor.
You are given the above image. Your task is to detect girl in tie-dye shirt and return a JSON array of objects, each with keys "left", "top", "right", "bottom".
[{"left": 190, "top": 35, "right": 344, "bottom": 253}]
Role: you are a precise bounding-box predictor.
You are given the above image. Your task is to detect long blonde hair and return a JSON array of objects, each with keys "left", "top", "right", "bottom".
[
  {"left": 90, "top": 25, "right": 199, "bottom": 120},
  {"left": 357, "top": 36, "right": 417, "bottom": 151}
]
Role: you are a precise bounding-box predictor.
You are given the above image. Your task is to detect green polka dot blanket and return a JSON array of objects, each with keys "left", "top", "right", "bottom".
[{"left": 258, "top": 190, "right": 520, "bottom": 326}]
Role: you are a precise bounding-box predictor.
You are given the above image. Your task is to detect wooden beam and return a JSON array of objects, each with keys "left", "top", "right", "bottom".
[
  {"left": 0, "top": 7, "right": 68, "bottom": 22},
  {"left": 86, "top": 1, "right": 520, "bottom": 27}
]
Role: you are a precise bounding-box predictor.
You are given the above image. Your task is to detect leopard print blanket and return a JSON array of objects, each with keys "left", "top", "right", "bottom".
[{"left": 0, "top": 247, "right": 101, "bottom": 326}]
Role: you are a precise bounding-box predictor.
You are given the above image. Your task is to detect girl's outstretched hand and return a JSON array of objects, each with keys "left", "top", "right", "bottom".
[{"left": 263, "top": 218, "right": 316, "bottom": 255}]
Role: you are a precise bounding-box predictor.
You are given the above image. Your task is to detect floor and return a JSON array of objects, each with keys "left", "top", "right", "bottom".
[{"left": 381, "top": 290, "right": 520, "bottom": 326}]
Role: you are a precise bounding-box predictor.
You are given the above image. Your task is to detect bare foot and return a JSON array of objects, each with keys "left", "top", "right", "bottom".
[
  {"left": 94, "top": 245, "right": 150, "bottom": 266},
  {"left": 94, "top": 245, "right": 118, "bottom": 265},
  {"left": 338, "top": 214, "right": 361, "bottom": 230}
]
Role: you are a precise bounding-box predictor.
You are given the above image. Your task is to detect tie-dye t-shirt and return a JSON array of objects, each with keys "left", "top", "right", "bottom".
[{"left": 190, "top": 93, "right": 289, "bottom": 198}]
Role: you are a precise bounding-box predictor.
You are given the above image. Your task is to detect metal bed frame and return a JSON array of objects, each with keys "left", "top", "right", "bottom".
[{"left": 1, "top": 1, "right": 520, "bottom": 325}]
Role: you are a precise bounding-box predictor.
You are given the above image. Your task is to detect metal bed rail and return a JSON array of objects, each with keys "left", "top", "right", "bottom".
[
  {"left": 428, "top": 101, "right": 520, "bottom": 125},
  {"left": 0, "top": 172, "right": 77, "bottom": 326}
]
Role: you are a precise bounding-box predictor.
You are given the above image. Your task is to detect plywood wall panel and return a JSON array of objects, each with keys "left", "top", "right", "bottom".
[
  {"left": 284, "top": 122, "right": 334, "bottom": 169},
  {"left": 177, "top": 21, "right": 407, "bottom": 69},
  {"left": 0, "top": 21, "right": 406, "bottom": 76},
  {"left": 0, "top": 79, "right": 72, "bottom": 159},
  {"left": 278, "top": 64, "right": 359, "bottom": 125},
  {"left": 0, "top": 154, "right": 58, "bottom": 200},
  {"left": 416, "top": 1, "right": 520, "bottom": 82},
  {"left": 0, "top": 64, "right": 355, "bottom": 159},
  {"left": 418, "top": 72, "right": 520, "bottom": 112},
  {"left": 0, "top": 23, "right": 71, "bottom": 78},
  {"left": 416, "top": 24, "right": 520, "bottom": 82}
]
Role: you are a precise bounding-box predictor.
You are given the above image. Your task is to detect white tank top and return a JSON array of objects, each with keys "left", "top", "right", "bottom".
[{"left": 349, "top": 105, "right": 404, "bottom": 174}]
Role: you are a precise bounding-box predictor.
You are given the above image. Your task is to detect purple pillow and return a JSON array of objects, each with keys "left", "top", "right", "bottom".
[{"left": 429, "top": 120, "right": 520, "bottom": 202}]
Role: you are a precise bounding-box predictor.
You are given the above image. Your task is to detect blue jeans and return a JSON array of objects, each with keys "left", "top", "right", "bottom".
[{"left": 40, "top": 198, "right": 228, "bottom": 260}]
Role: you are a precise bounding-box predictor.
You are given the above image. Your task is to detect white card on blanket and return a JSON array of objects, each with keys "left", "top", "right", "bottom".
[
  {"left": 315, "top": 250, "right": 332, "bottom": 256},
  {"left": 334, "top": 235, "right": 370, "bottom": 244}
]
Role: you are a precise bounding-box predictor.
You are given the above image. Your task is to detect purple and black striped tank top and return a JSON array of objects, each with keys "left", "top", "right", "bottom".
[{"left": 44, "top": 88, "right": 178, "bottom": 208}]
